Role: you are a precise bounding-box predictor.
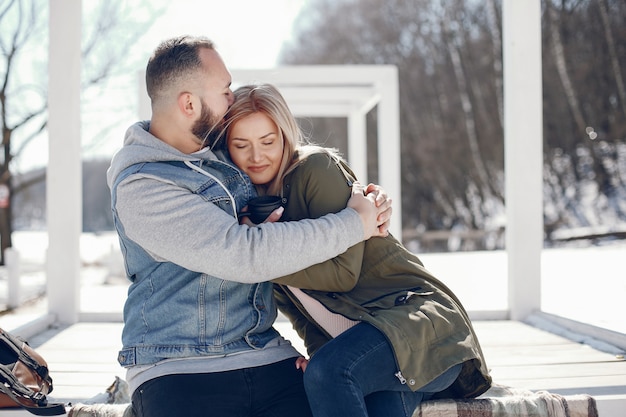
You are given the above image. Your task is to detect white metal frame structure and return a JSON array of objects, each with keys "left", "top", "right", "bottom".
[
  {"left": 45, "top": 0, "right": 542, "bottom": 325},
  {"left": 47, "top": 0, "right": 82, "bottom": 325},
  {"left": 503, "top": 0, "right": 543, "bottom": 320},
  {"left": 230, "top": 66, "right": 400, "bottom": 199},
  {"left": 139, "top": 65, "right": 403, "bottom": 237}
]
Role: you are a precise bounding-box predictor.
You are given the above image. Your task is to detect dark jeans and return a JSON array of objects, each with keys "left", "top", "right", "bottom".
[
  {"left": 131, "top": 358, "right": 312, "bottom": 417},
  {"left": 303, "top": 322, "right": 462, "bottom": 417}
]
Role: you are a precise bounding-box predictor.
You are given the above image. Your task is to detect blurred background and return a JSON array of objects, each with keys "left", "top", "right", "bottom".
[
  {"left": 4, "top": 0, "right": 625, "bottom": 251},
  {"left": 1, "top": 0, "right": 624, "bottom": 325}
]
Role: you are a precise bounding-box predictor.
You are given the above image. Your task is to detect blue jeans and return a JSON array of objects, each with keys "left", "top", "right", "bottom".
[
  {"left": 131, "top": 358, "right": 312, "bottom": 417},
  {"left": 303, "top": 322, "right": 462, "bottom": 417}
]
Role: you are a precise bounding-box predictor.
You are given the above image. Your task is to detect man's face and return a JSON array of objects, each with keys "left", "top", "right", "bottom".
[
  {"left": 192, "top": 48, "right": 234, "bottom": 146},
  {"left": 191, "top": 98, "right": 222, "bottom": 147}
]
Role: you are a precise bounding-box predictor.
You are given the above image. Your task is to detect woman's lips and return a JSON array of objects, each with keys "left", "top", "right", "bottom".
[{"left": 247, "top": 165, "right": 268, "bottom": 173}]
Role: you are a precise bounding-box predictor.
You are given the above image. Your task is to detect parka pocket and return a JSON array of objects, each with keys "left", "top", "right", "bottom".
[
  {"left": 393, "top": 288, "right": 435, "bottom": 306},
  {"left": 360, "top": 286, "right": 435, "bottom": 310},
  {"left": 311, "top": 285, "right": 437, "bottom": 319}
]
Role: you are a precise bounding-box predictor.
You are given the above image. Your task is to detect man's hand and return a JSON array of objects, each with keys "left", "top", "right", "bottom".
[
  {"left": 347, "top": 181, "right": 392, "bottom": 239},
  {"left": 365, "top": 183, "right": 392, "bottom": 236}
]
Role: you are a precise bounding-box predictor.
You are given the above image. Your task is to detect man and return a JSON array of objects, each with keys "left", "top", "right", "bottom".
[{"left": 106, "top": 35, "right": 391, "bottom": 417}]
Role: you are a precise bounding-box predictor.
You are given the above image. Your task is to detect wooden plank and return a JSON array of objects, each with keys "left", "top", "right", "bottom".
[
  {"left": 472, "top": 320, "right": 576, "bottom": 345},
  {"left": 493, "top": 374, "right": 626, "bottom": 394},
  {"left": 35, "top": 351, "right": 121, "bottom": 364},
  {"left": 49, "top": 372, "right": 123, "bottom": 387},
  {"left": 2, "top": 318, "right": 624, "bottom": 414},
  {"left": 490, "top": 361, "right": 626, "bottom": 379},
  {"left": 482, "top": 344, "right": 621, "bottom": 366},
  {"left": 21, "top": 323, "right": 124, "bottom": 405},
  {"left": 41, "top": 362, "right": 121, "bottom": 373}
]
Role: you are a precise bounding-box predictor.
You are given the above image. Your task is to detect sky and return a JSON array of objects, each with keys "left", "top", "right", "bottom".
[
  {"left": 90, "top": 0, "right": 308, "bottom": 162},
  {"left": 140, "top": 0, "right": 307, "bottom": 70},
  {"left": 17, "top": 0, "right": 308, "bottom": 171}
]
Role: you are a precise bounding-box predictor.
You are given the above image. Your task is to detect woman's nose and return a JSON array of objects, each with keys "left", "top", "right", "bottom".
[{"left": 250, "top": 146, "right": 263, "bottom": 162}]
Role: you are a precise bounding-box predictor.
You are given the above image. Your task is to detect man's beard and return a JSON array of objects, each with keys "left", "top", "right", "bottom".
[{"left": 191, "top": 99, "right": 223, "bottom": 148}]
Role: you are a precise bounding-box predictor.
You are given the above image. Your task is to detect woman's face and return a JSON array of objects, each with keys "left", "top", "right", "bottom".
[{"left": 228, "top": 112, "right": 284, "bottom": 185}]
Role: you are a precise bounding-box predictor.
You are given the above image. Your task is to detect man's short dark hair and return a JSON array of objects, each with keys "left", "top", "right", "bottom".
[{"left": 146, "top": 35, "right": 215, "bottom": 101}]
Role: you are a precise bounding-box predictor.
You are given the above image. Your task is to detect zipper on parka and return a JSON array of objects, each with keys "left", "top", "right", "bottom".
[{"left": 395, "top": 371, "right": 407, "bottom": 384}]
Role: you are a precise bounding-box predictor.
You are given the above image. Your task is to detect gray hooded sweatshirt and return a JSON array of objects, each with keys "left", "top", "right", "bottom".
[
  {"left": 107, "top": 121, "right": 366, "bottom": 282},
  {"left": 107, "top": 121, "right": 368, "bottom": 392}
]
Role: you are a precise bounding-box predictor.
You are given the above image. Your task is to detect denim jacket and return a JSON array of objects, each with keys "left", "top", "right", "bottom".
[{"left": 112, "top": 160, "right": 280, "bottom": 367}]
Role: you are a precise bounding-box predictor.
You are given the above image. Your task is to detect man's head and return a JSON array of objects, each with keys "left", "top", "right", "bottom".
[{"left": 146, "top": 36, "right": 234, "bottom": 152}]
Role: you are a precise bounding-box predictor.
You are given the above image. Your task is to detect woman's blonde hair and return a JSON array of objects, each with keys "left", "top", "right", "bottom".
[{"left": 220, "top": 83, "right": 340, "bottom": 196}]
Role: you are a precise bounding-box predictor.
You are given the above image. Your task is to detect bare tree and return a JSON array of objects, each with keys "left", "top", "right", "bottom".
[
  {"left": 546, "top": 0, "right": 586, "bottom": 134},
  {"left": 282, "top": 0, "right": 507, "bottom": 234},
  {"left": 541, "top": 0, "right": 626, "bottom": 235},
  {"left": 440, "top": 4, "right": 493, "bottom": 203},
  {"left": 598, "top": 0, "right": 626, "bottom": 119},
  {"left": 485, "top": 0, "right": 503, "bottom": 126},
  {"left": 283, "top": 0, "right": 626, "bottom": 248},
  {"left": 0, "top": 0, "right": 161, "bottom": 264}
]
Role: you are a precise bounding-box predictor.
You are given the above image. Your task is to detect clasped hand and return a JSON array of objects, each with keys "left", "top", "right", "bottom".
[
  {"left": 347, "top": 181, "right": 392, "bottom": 239},
  {"left": 239, "top": 181, "right": 393, "bottom": 237}
]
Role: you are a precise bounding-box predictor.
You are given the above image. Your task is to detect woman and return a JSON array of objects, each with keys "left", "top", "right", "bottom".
[{"left": 218, "top": 84, "right": 491, "bottom": 417}]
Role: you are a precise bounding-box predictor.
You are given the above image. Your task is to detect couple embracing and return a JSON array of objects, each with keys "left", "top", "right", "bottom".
[{"left": 107, "top": 35, "right": 491, "bottom": 417}]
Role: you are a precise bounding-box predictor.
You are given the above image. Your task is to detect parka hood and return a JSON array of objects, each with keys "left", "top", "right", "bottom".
[{"left": 106, "top": 120, "right": 219, "bottom": 189}]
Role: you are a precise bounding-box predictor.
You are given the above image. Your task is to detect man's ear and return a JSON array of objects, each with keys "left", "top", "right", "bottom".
[{"left": 178, "top": 93, "right": 196, "bottom": 118}]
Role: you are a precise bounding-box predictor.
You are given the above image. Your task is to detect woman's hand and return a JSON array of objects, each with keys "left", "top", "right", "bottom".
[
  {"left": 295, "top": 356, "right": 309, "bottom": 372},
  {"left": 239, "top": 206, "right": 284, "bottom": 225}
]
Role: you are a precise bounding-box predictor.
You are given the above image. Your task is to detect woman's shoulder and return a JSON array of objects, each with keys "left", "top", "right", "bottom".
[
  {"left": 296, "top": 146, "right": 343, "bottom": 170},
  {"left": 287, "top": 147, "right": 355, "bottom": 195}
]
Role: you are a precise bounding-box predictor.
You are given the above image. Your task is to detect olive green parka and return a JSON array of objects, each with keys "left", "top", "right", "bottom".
[{"left": 272, "top": 149, "right": 491, "bottom": 398}]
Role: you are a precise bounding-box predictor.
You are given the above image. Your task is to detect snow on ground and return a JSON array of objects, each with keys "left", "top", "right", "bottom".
[
  {"left": 2, "top": 231, "right": 625, "bottom": 335},
  {"left": 419, "top": 242, "right": 626, "bottom": 334}
]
